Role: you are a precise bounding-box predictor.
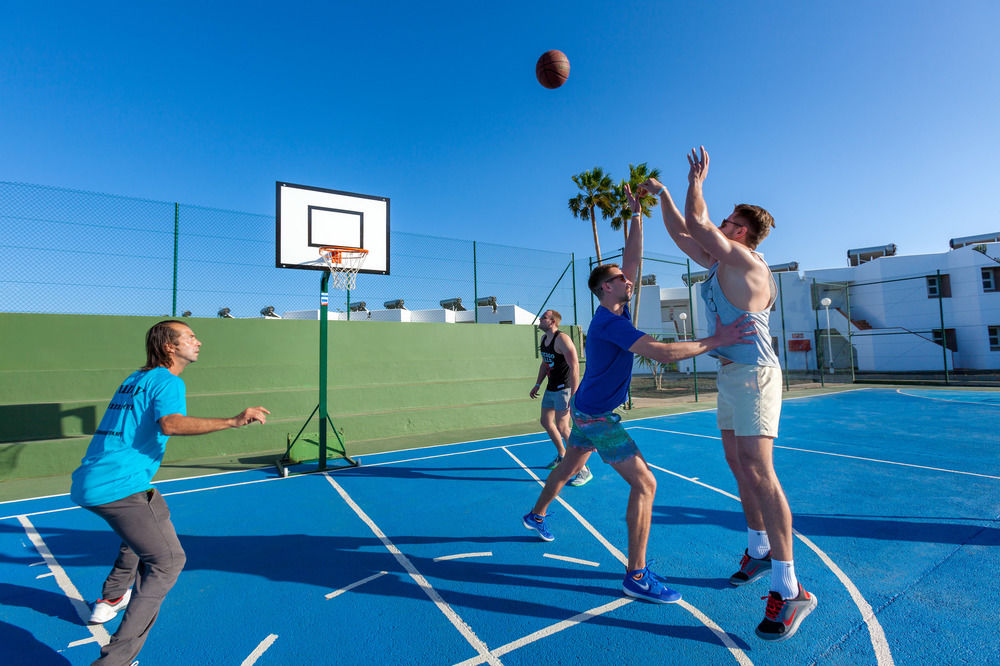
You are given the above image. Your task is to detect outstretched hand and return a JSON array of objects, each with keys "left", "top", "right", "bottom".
[
  {"left": 687, "top": 146, "right": 709, "bottom": 185},
  {"left": 623, "top": 184, "right": 642, "bottom": 215},
  {"left": 233, "top": 406, "right": 270, "bottom": 427},
  {"left": 713, "top": 314, "right": 755, "bottom": 347},
  {"left": 637, "top": 177, "right": 665, "bottom": 197}
]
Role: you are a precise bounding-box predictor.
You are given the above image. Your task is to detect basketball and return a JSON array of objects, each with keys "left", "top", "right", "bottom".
[{"left": 536, "top": 50, "right": 570, "bottom": 89}]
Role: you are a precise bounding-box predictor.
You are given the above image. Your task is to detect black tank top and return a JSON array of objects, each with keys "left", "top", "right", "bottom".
[{"left": 539, "top": 332, "right": 571, "bottom": 391}]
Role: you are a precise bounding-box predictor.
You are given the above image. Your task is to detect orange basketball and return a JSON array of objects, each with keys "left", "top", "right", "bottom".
[{"left": 536, "top": 50, "right": 570, "bottom": 89}]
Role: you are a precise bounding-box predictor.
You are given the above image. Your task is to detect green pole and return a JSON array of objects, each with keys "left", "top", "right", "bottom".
[
  {"left": 813, "top": 279, "right": 825, "bottom": 388},
  {"left": 473, "top": 241, "right": 478, "bottom": 323},
  {"left": 172, "top": 203, "right": 179, "bottom": 316},
  {"left": 319, "top": 272, "right": 330, "bottom": 470},
  {"left": 346, "top": 288, "right": 351, "bottom": 321},
  {"left": 589, "top": 256, "right": 596, "bottom": 317},
  {"left": 778, "top": 273, "right": 789, "bottom": 390},
  {"left": 845, "top": 282, "right": 856, "bottom": 382},
  {"left": 571, "top": 252, "right": 578, "bottom": 325},
  {"left": 686, "top": 259, "right": 699, "bottom": 401},
  {"left": 937, "top": 269, "right": 949, "bottom": 384}
]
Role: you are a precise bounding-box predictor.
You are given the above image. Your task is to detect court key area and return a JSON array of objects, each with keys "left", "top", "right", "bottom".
[{"left": 2, "top": 388, "right": 998, "bottom": 665}]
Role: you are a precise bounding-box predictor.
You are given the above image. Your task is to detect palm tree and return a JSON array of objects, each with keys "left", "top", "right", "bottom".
[{"left": 568, "top": 167, "right": 615, "bottom": 265}]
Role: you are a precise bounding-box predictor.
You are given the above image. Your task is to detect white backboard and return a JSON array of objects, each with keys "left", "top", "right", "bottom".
[{"left": 275, "top": 181, "right": 389, "bottom": 274}]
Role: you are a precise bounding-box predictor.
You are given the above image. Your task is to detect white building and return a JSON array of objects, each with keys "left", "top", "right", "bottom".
[{"left": 638, "top": 234, "right": 1000, "bottom": 374}]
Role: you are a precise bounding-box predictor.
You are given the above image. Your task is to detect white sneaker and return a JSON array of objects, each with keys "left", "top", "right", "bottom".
[{"left": 88, "top": 588, "right": 132, "bottom": 624}]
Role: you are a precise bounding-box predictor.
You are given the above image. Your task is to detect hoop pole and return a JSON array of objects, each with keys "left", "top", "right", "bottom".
[
  {"left": 687, "top": 258, "right": 699, "bottom": 401},
  {"left": 319, "top": 270, "right": 330, "bottom": 470},
  {"left": 473, "top": 241, "right": 478, "bottom": 324}
]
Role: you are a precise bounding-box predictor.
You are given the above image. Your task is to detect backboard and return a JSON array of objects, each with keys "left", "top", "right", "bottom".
[{"left": 275, "top": 181, "right": 389, "bottom": 274}]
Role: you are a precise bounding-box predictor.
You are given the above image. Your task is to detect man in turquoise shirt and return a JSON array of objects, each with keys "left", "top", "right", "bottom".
[{"left": 71, "top": 320, "right": 269, "bottom": 666}]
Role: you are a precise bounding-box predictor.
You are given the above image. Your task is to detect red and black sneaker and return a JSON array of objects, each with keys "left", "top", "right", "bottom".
[
  {"left": 729, "top": 549, "right": 771, "bottom": 586},
  {"left": 755, "top": 584, "right": 818, "bottom": 642}
]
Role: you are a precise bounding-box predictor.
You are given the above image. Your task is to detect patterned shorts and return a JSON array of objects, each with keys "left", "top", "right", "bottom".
[{"left": 567, "top": 401, "right": 639, "bottom": 464}]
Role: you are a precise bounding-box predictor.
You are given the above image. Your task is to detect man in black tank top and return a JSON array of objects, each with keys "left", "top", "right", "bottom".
[{"left": 530, "top": 310, "right": 588, "bottom": 485}]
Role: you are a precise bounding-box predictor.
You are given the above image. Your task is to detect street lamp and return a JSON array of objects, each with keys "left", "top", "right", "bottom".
[
  {"left": 820, "top": 297, "right": 834, "bottom": 374},
  {"left": 677, "top": 312, "right": 688, "bottom": 340}
]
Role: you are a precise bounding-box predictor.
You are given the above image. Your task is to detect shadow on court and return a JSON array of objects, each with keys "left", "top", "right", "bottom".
[
  {"left": 0, "top": 620, "right": 71, "bottom": 665},
  {"left": 651, "top": 504, "right": 1000, "bottom": 545}
]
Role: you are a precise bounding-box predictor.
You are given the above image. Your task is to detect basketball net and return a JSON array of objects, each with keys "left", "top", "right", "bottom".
[{"left": 318, "top": 246, "right": 368, "bottom": 291}]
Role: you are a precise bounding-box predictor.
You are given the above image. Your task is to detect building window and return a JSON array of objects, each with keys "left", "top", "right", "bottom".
[
  {"left": 926, "top": 274, "right": 952, "bottom": 298},
  {"left": 990, "top": 326, "right": 1000, "bottom": 351},
  {"left": 983, "top": 267, "right": 999, "bottom": 293},
  {"left": 931, "top": 328, "right": 958, "bottom": 352}
]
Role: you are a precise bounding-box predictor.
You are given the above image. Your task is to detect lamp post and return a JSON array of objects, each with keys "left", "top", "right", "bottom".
[
  {"left": 820, "top": 297, "right": 833, "bottom": 374},
  {"left": 678, "top": 312, "right": 689, "bottom": 375}
]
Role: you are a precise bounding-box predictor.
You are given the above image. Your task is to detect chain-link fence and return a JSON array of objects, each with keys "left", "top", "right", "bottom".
[
  {"left": 0, "top": 181, "right": 576, "bottom": 323},
  {"left": 813, "top": 272, "right": 999, "bottom": 386}
]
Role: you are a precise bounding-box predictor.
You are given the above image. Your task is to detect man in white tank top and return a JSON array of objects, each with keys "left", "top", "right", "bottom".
[{"left": 639, "top": 147, "right": 817, "bottom": 642}]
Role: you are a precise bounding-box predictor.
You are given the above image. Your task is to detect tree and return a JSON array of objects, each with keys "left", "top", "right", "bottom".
[
  {"left": 633, "top": 334, "right": 678, "bottom": 391},
  {"left": 569, "top": 167, "right": 615, "bottom": 265}
]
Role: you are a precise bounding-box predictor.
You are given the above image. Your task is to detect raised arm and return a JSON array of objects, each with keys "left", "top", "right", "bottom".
[
  {"left": 621, "top": 184, "right": 643, "bottom": 283},
  {"left": 684, "top": 146, "right": 757, "bottom": 270},
  {"left": 640, "top": 177, "right": 716, "bottom": 268}
]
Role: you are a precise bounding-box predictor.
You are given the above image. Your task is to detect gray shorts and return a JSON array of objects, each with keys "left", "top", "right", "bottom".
[{"left": 541, "top": 388, "right": 572, "bottom": 411}]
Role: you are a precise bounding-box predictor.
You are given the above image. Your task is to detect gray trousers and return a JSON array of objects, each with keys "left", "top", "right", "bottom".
[{"left": 86, "top": 488, "right": 187, "bottom": 666}]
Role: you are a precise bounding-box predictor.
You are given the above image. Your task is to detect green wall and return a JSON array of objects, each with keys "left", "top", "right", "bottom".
[{"left": 0, "top": 313, "right": 583, "bottom": 483}]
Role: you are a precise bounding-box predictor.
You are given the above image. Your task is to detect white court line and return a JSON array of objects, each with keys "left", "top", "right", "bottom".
[
  {"left": 895, "top": 388, "right": 1000, "bottom": 407},
  {"left": 452, "top": 597, "right": 634, "bottom": 666},
  {"left": 16, "top": 515, "right": 111, "bottom": 648},
  {"left": 322, "top": 474, "right": 501, "bottom": 666},
  {"left": 434, "top": 552, "right": 493, "bottom": 562},
  {"left": 503, "top": 448, "right": 751, "bottom": 665},
  {"left": 632, "top": 426, "right": 999, "bottom": 481},
  {"left": 325, "top": 571, "right": 389, "bottom": 599},
  {"left": 542, "top": 553, "right": 600, "bottom": 567},
  {"left": 35, "top": 571, "right": 55, "bottom": 579},
  {"left": 644, "top": 460, "right": 894, "bottom": 666},
  {"left": 240, "top": 633, "right": 278, "bottom": 666}
]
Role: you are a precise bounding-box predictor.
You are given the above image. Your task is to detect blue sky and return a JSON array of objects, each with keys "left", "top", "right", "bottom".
[{"left": 3, "top": 0, "right": 998, "bottom": 274}]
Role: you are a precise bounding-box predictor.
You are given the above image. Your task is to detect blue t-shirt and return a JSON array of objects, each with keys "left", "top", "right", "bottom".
[
  {"left": 70, "top": 367, "right": 187, "bottom": 507},
  {"left": 573, "top": 305, "right": 645, "bottom": 414}
]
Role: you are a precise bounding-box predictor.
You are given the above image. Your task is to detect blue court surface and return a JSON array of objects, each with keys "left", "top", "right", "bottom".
[{"left": 2, "top": 388, "right": 998, "bottom": 665}]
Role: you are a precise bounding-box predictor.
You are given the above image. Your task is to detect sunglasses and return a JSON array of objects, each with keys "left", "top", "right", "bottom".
[
  {"left": 603, "top": 273, "right": 628, "bottom": 285},
  {"left": 721, "top": 217, "right": 747, "bottom": 229}
]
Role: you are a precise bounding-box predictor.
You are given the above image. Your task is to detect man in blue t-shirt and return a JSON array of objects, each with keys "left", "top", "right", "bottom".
[
  {"left": 71, "top": 320, "right": 269, "bottom": 666},
  {"left": 523, "top": 185, "right": 753, "bottom": 604}
]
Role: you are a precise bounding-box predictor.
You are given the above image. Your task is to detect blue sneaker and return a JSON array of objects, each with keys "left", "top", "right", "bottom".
[
  {"left": 622, "top": 565, "right": 682, "bottom": 603},
  {"left": 522, "top": 512, "right": 554, "bottom": 541}
]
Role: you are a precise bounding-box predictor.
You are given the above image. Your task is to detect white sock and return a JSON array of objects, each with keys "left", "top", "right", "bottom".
[
  {"left": 771, "top": 559, "right": 799, "bottom": 599},
  {"left": 747, "top": 528, "right": 770, "bottom": 559}
]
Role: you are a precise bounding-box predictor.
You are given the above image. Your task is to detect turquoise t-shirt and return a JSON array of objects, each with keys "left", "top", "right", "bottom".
[
  {"left": 70, "top": 367, "right": 187, "bottom": 507},
  {"left": 574, "top": 305, "right": 645, "bottom": 414}
]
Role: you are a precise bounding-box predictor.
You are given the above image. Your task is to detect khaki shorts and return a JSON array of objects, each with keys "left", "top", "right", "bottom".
[{"left": 716, "top": 362, "right": 782, "bottom": 438}]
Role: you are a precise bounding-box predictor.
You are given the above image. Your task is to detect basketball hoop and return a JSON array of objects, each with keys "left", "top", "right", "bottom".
[{"left": 318, "top": 245, "right": 368, "bottom": 290}]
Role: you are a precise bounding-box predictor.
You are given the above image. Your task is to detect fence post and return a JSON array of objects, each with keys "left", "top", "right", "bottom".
[
  {"left": 473, "top": 241, "right": 478, "bottom": 324},
  {"left": 937, "top": 269, "right": 949, "bottom": 384},
  {"left": 686, "top": 258, "right": 699, "bottom": 401},
  {"left": 813, "top": 279, "right": 825, "bottom": 388},
  {"left": 845, "top": 282, "right": 856, "bottom": 382},
  {"left": 589, "top": 255, "right": 595, "bottom": 317},
  {"left": 778, "top": 273, "right": 789, "bottom": 390},
  {"left": 571, "top": 252, "right": 577, "bottom": 325},
  {"left": 172, "top": 203, "right": 179, "bottom": 317}
]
